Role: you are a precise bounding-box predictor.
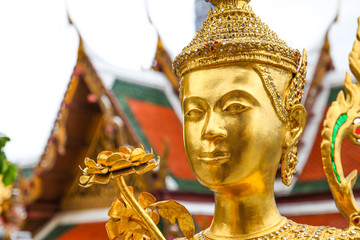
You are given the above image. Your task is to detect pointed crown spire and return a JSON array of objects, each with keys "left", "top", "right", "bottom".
[
  {"left": 173, "top": 0, "right": 307, "bottom": 123},
  {"left": 173, "top": 0, "right": 301, "bottom": 77}
]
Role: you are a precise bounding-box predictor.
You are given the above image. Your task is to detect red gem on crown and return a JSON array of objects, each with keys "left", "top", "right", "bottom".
[{"left": 355, "top": 128, "right": 360, "bottom": 135}]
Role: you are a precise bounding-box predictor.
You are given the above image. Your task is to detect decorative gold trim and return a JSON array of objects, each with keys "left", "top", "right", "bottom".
[
  {"left": 174, "top": 1, "right": 301, "bottom": 78},
  {"left": 322, "top": 17, "right": 360, "bottom": 226}
]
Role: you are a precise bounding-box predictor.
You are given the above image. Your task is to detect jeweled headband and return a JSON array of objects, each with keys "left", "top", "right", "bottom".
[{"left": 174, "top": 0, "right": 307, "bottom": 122}]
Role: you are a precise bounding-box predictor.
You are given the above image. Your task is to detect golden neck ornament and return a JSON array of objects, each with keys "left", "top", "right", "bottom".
[{"left": 194, "top": 219, "right": 360, "bottom": 240}]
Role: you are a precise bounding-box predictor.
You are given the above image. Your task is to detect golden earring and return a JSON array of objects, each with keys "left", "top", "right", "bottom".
[{"left": 281, "top": 145, "right": 298, "bottom": 187}]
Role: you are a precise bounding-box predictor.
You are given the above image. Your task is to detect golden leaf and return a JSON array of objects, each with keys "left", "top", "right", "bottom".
[
  {"left": 106, "top": 152, "right": 128, "bottom": 166},
  {"left": 79, "top": 175, "right": 90, "bottom": 185},
  {"left": 138, "top": 192, "right": 156, "bottom": 209},
  {"left": 131, "top": 160, "right": 142, "bottom": 167},
  {"left": 111, "top": 168, "right": 136, "bottom": 178},
  {"left": 133, "top": 232, "right": 146, "bottom": 240},
  {"left": 86, "top": 167, "right": 109, "bottom": 174},
  {"left": 140, "top": 153, "right": 155, "bottom": 164},
  {"left": 119, "top": 219, "right": 136, "bottom": 233},
  {"left": 91, "top": 174, "right": 110, "bottom": 185},
  {"left": 119, "top": 146, "right": 131, "bottom": 155},
  {"left": 147, "top": 211, "right": 160, "bottom": 225},
  {"left": 111, "top": 205, "right": 136, "bottom": 221},
  {"left": 120, "top": 220, "right": 148, "bottom": 240},
  {"left": 149, "top": 200, "right": 195, "bottom": 239},
  {"left": 130, "top": 148, "right": 146, "bottom": 162},
  {"left": 97, "top": 151, "right": 113, "bottom": 165},
  {"left": 124, "top": 231, "right": 132, "bottom": 240},
  {"left": 107, "top": 196, "right": 152, "bottom": 239},
  {"left": 105, "top": 220, "right": 120, "bottom": 240},
  {"left": 108, "top": 198, "right": 126, "bottom": 219},
  {"left": 84, "top": 158, "right": 101, "bottom": 168},
  {"left": 134, "top": 159, "right": 158, "bottom": 175},
  {"left": 110, "top": 160, "right": 133, "bottom": 171},
  {"left": 133, "top": 227, "right": 151, "bottom": 238}
]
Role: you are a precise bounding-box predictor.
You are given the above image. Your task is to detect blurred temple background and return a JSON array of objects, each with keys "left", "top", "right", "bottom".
[{"left": 1, "top": 0, "right": 360, "bottom": 239}]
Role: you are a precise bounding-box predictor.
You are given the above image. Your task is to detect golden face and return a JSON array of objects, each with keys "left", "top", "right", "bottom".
[{"left": 182, "top": 65, "right": 286, "bottom": 192}]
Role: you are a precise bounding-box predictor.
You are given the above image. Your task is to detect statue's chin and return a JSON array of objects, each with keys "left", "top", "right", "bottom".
[
  {"left": 190, "top": 162, "right": 229, "bottom": 189},
  {"left": 194, "top": 172, "right": 245, "bottom": 192},
  {"left": 195, "top": 169, "right": 269, "bottom": 196},
  {"left": 196, "top": 177, "right": 225, "bottom": 191}
]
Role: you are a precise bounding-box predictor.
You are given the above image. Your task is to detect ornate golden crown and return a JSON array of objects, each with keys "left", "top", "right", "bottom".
[{"left": 173, "top": 0, "right": 307, "bottom": 122}]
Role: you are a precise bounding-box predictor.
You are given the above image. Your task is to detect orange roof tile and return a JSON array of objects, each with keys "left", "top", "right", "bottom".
[{"left": 193, "top": 215, "right": 213, "bottom": 231}]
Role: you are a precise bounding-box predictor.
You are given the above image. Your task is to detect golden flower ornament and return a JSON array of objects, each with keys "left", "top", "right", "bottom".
[
  {"left": 106, "top": 190, "right": 157, "bottom": 240},
  {"left": 79, "top": 145, "right": 159, "bottom": 188},
  {"left": 79, "top": 145, "right": 195, "bottom": 240},
  {"left": 106, "top": 190, "right": 194, "bottom": 240}
]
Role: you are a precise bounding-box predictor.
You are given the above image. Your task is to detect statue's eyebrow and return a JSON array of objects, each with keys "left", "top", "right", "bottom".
[
  {"left": 217, "top": 90, "right": 260, "bottom": 107},
  {"left": 182, "top": 96, "right": 206, "bottom": 110}
]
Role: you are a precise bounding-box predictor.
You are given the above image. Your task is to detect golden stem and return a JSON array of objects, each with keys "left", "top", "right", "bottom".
[{"left": 116, "top": 177, "right": 166, "bottom": 240}]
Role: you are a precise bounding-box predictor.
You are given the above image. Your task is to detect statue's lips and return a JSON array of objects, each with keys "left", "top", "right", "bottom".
[{"left": 198, "top": 151, "right": 231, "bottom": 164}]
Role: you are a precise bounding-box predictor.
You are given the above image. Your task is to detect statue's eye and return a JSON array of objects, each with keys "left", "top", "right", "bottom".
[
  {"left": 223, "top": 102, "right": 246, "bottom": 113},
  {"left": 185, "top": 109, "right": 204, "bottom": 119}
]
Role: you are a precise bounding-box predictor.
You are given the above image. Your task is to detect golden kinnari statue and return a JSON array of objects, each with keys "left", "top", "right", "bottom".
[{"left": 79, "top": 0, "right": 360, "bottom": 239}]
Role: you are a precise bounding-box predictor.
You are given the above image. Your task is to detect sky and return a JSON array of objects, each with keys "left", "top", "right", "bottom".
[{"left": 0, "top": 0, "right": 359, "bottom": 167}]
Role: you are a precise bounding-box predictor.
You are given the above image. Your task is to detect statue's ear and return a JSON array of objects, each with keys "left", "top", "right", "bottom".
[{"left": 284, "top": 104, "right": 307, "bottom": 147}]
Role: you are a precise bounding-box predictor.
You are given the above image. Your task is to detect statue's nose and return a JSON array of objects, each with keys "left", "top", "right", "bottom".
[{"left": 201, "top": 112, "right": 227, "bottom": 141}]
